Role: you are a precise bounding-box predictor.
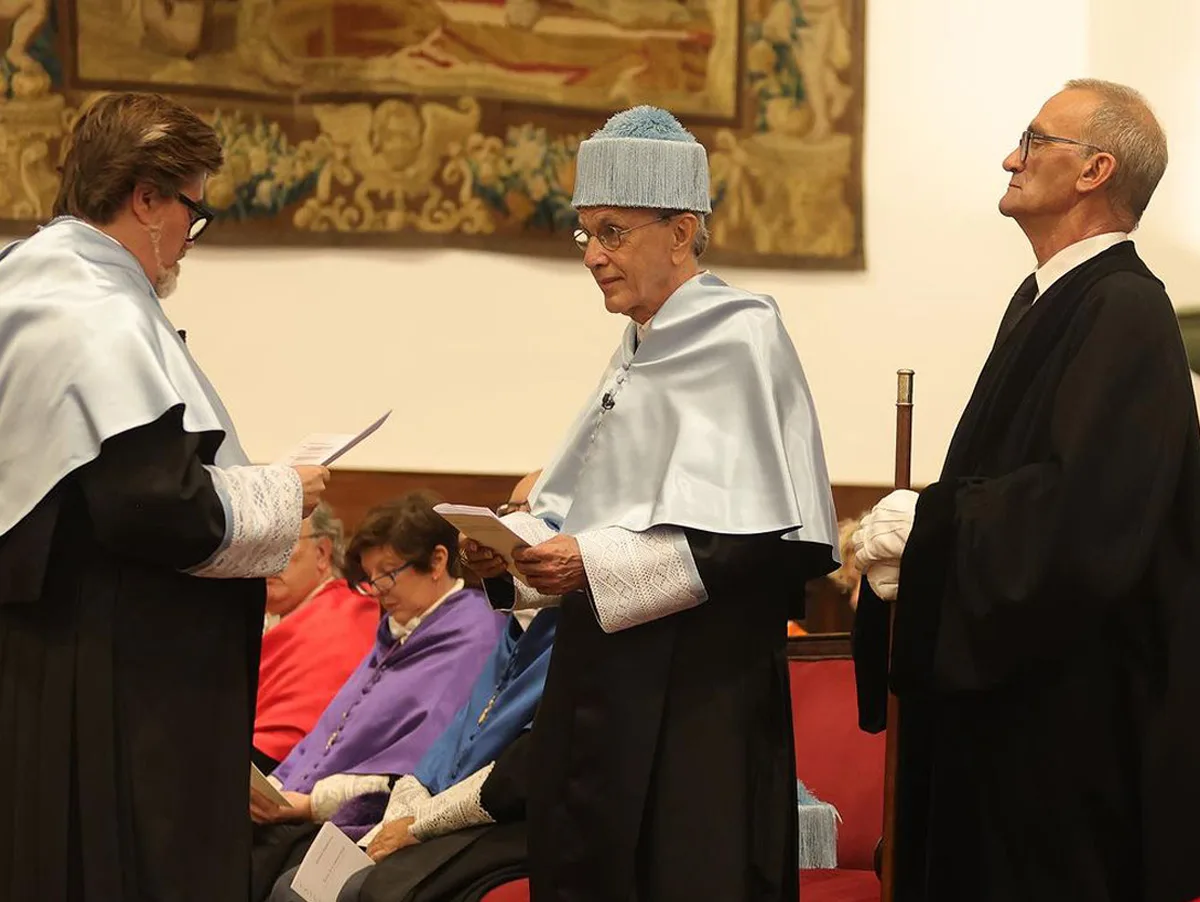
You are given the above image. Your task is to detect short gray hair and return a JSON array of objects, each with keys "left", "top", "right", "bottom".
[
  {"left": 308, "top": 502, "right": 346, "bottom": 575},
  {"left": 661, "top": 209, "right": 710, "bottom": 257},
  {"left": 691, "top": 213, "right": 711, "bottom": 257},
  {"left": 1065, "top": 78, "right": 1168, "bottom": 225}
]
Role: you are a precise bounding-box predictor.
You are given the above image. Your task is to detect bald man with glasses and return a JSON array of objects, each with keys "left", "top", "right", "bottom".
[{"left": 854, "top": 79, "right": 1200, "bottom": 902}]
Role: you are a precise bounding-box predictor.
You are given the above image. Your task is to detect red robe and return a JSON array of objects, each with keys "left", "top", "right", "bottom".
[{"left": 254, "top": 580, "right": 380, "bottom": 763}]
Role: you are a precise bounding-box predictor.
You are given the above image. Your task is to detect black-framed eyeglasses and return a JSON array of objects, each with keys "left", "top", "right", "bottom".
[
  {"left": 1018, "top": 129, "right": 1109, "bottom": 165},
  {"left": 573, "top": 214, "right": 674, "bottom": 253},
  {"left": 356, "top": 562, "right": 413, "bottom": 598},
  {"left": 495, "top": 500, "right": 530, "bottom": 518},
  {"left": 177, "top": 192, "right": 214, "bottom": 242}
]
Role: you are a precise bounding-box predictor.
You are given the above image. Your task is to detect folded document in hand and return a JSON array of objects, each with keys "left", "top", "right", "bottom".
[
  {"left": 251, "top": 763, "right": 292, "bottom": 808},
  {"left": 433, "top": 504, "right": 555, "bottom": 586}
]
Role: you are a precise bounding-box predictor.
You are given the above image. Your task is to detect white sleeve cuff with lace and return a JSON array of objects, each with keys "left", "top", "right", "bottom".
[
  {"left": 309, "top": 773, "right": 392, "bottom": 823},
  {"left": 382, "top": 774, "right": 433, "bottom": 823},
  {"left": 577, "top": 526, "right": 708, "bottom": 633},
  {"left": 189, "top": 464, "right": 303, "bottom": 578},
  {"left": 409, "top": 763, "right": 497, "bottom": 841},
  {"left": 513, "top": 580, "right": 563, "bottom": 611},
  {"left": 488, "top": 511, "right": 563, "bottom": 611},
  {"left": 357, "top": 774, "right": 433, "bottom": 847}
]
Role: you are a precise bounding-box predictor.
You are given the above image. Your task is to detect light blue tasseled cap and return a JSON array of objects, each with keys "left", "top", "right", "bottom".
[{"left": 572, "top": 105, "right": 711, "bottom": 213}]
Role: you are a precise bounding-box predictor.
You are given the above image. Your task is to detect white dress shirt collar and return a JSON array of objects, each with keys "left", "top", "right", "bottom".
[{"left": 1034, "top": 232, "right": 1129, "bottom": 300}]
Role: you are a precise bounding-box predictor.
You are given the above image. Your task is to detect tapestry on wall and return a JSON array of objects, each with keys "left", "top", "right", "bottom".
[{"left": 0, "top": 0, "right": 865, "bottom": 268}]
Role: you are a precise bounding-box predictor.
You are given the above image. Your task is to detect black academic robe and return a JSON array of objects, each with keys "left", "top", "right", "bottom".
[
  {"left": 498, "top": 531, "right": 832, "bottom": 902},
  {"left": 855, "top": 242, "right": 1200, "bottom": 902},
  {"left": 0, "top": 406, "right": 265, "bottom": 902}
]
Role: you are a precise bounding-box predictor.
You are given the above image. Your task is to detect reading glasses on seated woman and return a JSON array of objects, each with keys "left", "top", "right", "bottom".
[
  {"left": 573, "top": 213, "right": 675, "bottom": 252},
  {"left": 1018, "top": 128, "right": 1110, "bottom": 164},
  {"left": 356, "top": 562, "right": 414, "bottom": 598}
]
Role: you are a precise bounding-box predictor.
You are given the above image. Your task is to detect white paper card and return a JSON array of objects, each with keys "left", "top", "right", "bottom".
[
  {"left": 290, "top": 822, "right": 374, "bottom": 902},
  {"left": 278, "top": 411, "right": 392, "bottom": 467},
  {"left": 250, "top": 763, "right": 292, "bottom": 808},
  {"left": 433, "top": 503, "right": 533, "bottom": 584}
]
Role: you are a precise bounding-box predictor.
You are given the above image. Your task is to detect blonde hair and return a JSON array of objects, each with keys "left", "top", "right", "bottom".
[
  {"left": 1065, "top": 78, "right": 1167, "bottom": 225},
  {"left": 828, "top": 516, "right": 862, "bottom": 595}
]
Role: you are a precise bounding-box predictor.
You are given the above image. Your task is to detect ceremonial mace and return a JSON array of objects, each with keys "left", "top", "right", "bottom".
[{"left": 880, "top": 369, "right": 913, "bottom": 902}]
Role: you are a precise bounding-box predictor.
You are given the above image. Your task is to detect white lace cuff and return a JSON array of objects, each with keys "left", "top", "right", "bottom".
[
  {"left": 189, "top": 464, "right": 303, "bottom": 578},
  {"left": 357, "top": 774, "right": 433, "bottom": 847},
  {"left": 490, "top": 512, "right": 563, "bottom": 611},
  {"left": 309, "top": 773, "right": 392, "bottom": 823},
  {"left": 501, "top": 511, "right": 558, "bottom": 546},
  {"left": 481, "top": 578, "right": 562, "bottom": 612},
  {"left": 577, "top": 526, "right": 708, "bottom": 633},
  {"left": 513, "top": 581, "right": 563, "bottom": 611},
  {"left": 409, "top": 764, "right": 496, "bottom": 841},
  {"left": 383, "top": 774, "right": 432, "bottom": 823}
]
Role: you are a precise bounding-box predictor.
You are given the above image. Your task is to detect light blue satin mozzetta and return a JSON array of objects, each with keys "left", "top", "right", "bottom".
[
  {"left": 0, "top": 216, "right": 248, "bottom": 537},
  {"left": 531, "top": 271, "right": 840, "bottom": 558}
]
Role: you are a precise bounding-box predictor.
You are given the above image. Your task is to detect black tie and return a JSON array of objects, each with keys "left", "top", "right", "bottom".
[{"left": 994, "top": 273, "right": 1038, "bottom": 346}]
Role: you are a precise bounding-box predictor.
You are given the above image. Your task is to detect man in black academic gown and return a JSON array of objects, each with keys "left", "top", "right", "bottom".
[
  {"left": 0, "top": 92, "right": 328, "bottom": 902},
  {"left": 463, "top": 105, "right": 839, "bottom": 901},
  {"left": 854, "top": 78, "right": 1200, "bottom": 902}
]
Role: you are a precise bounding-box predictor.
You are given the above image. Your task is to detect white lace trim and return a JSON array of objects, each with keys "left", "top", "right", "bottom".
[
  {"left": 189, "top": 464, "right": 303, "bottom": 578},
  {"left": 498, "top": 511, "right": 563, "bottom": 611},
  {"left": 309, "top": 773, "right": 392, "bottom": 823},
  {"left": 383, "top": 774, "right": 432, "bottom": 823},
  {"left": 513, "top": 580, "right": 563, "bottom": 611},
  {"left": 500, "top": 511, "right": 558, "bottom": 546},
  {"left": 408, "top": 763, "right": 496, "bottom": 841},
  {"left": 358, "top": 774, "right": 432, "bottom": 847},
  {"left": 577, "top": 526, "right": 708, "bottom": 633}
]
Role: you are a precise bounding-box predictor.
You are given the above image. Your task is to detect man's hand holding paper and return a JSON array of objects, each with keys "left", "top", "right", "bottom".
[
  {"left": 292, "top": 466, "right": 331, "bottom": 517},
  {"left": 460, "top": 536, "right": 512, "bottom": 579},
  {"left": 513, "top": 535, "right": 587, "bottom": 595},
  {"left": 436, "top": 506, "right": 557, "bottom": 585}
]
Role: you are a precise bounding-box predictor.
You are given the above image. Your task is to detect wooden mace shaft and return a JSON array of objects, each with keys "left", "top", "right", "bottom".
[{"left": 880, "top": 368, "right": 914, "bottom": 902}]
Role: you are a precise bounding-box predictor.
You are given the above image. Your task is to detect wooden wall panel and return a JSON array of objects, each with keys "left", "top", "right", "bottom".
[{"left": 322, "top": 470, "right": 525, "bottom": 534}]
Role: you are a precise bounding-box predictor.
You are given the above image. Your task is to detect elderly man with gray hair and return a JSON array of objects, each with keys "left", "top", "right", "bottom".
[
  {"left": 854, "top": 80, "right": 1200, "bottom": 902},
  {"left": 463, "top": 105, "right": 839, "bottom": 901},
  {"left": 254, "top": 504, "right": 381, "bottom": 772}
]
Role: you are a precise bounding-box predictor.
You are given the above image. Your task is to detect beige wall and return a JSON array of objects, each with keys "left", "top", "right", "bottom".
[{"left": 14, "top": 0, "right": 1200, "bottom": 484}]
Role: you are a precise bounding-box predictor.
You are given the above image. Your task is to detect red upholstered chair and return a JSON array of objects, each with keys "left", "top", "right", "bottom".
[
  {"left": 791, "top": 637, "right": 887, "bottom": 902},
  {"left": 479, "top": 878, "right": 530, "bottom": 902}
]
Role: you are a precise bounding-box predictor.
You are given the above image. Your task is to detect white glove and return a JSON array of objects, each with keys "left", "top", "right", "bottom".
[
  {"left": 853, "top": 489, "right": 919, "bottom": 601},
  {"left": 862, "top": 561, "right": 901, "bottom": 601}
]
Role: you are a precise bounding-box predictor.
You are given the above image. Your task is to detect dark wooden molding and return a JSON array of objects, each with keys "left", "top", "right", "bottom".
[{"left": 787, "top": 632, "right": 853, "bottom": 660}]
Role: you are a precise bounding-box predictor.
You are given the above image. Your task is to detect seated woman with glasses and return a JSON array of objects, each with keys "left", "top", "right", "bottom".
[{"left": 248, "top": 491, "right": 504, "bottom": 897}]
